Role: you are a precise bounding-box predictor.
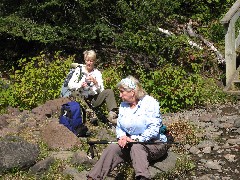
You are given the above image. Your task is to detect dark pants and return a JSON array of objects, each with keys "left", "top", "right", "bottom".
[
  {"left": 87, "top": 143, "right": 168, "bottom": 179},
  {"left": 90, "top": 89, "right": 117, "bottom": 112}
]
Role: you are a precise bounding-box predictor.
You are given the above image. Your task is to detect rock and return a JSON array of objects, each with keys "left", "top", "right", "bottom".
[
  {"left": 220, "top": 106, "right": 239, "bottom": 116},
  {"left": 0, "top": 136, "right": 39, "bottom": 174},
  {"left": 63, "top": 165, "right": 88, "bottom": 180},
  {"left": 1, "top": 98, "right": 240, "bottom": 179},
  {"left": 70, "top": 151, "right": 97, "bottom": 166},
  {"left": 234, "top": 128, "right": 240, "bottom": 134},
  {"left": 6, "top": 106, "right": 21, "bottom": 116},
  {"left": 205, "top": 160, "right": 222, "bottom": 171},
  {"left": 0, "top": 116, "right": 9, "bottom": 129},
  {"left": 199, "top": 113, "right": 213, "bottom": 122},
  {"left": 226, "top": 138, "right": 240, "bottom": 145},
  {"left": 189, "top": 146, "right": 201, "bottom": 154},
  {"left": 149, "top": 151, "right": 179, "bottom": 177},
  {"left": 197, "top": 174, "right": 220, "bottom": 180},
  {"left": 40, "top": 120, "right": 82, "bottom": 150},
  {"left": 95, "top": 128, "right": 116, "bottom": 142},
  {"left": 29, "top": 157, "right": 55, "bottom": 175},
  {"left": 184, "top": 144, "right": 191, "bottom": 150},
  {"left": 0, "top": 127, "right": 18, "bottom": 138},
  {"left": 202, "top": 146, "right": 211, "bottom": 154},
  {"left": 223, "top": 154, "right": 237, "bottom": 162},
  {"left": 50, "top": 151, "right": 74, "bottom": 160},
  {"left": 32, "top": 97, "right": 71, "bottom": 120},
  {"left": 197, "top": 140, "right": 217, "bottom": 149},
  {"left": 234, "top": 119, "right": 240, "bottom": 128}
]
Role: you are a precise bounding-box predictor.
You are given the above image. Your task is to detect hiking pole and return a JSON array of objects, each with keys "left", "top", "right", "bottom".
[
  {"left": 87, "top": 140, "right": 180, "bottom": 159},
  {"left": 87, "top": 140, "right": 118, "bottom": 159}
]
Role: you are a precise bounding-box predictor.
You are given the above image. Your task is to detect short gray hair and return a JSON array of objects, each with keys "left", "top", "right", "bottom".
[{"left": 117, "top": 75, "right": 147, "bottom": 99}]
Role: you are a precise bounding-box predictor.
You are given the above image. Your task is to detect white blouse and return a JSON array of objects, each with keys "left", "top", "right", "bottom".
[{"left": 68, "top": 65, "right": 104, "bottom": 97}]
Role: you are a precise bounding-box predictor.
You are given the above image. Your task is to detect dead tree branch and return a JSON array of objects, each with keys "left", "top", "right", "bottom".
[{"left": 158, "top": 21, "right": 225, "bottom": 64}]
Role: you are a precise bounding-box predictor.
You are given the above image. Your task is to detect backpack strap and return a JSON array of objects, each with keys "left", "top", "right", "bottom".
[{"left": 159, "top": 125, "right": 167, "bottom": 135}]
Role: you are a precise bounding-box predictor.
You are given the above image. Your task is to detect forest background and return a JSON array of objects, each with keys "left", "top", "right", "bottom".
[{"left": 0, "top": 0, "right": 239, "bottom": 114}]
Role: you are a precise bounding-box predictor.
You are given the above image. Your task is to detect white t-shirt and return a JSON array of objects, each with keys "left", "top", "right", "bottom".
[{"left": 68, "top": 65, "right": 104, "bottom": 97}]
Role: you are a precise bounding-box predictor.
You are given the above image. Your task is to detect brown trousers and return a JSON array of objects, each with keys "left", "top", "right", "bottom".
[
  {"left": 87, "top": 143, "right": 168, "bottom": 179},
  {"left": 90, "top": 89, "right": 118, "bottom": 112}
]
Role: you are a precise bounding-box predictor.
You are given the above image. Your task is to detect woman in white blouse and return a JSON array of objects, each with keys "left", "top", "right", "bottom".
[
  {"left": 61, "top": 50, "right": 118, "bottom": 124},
  {"left": 87, "top": 75, "right": 168, "bottom": 180}
]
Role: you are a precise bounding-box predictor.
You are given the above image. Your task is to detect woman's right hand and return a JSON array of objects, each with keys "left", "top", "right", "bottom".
[
  {"left": 118, "top": 136, "right": 127, "bottom": 148},
  {"left": 118, "top": 136, "right": 134, "bottom": 148}
]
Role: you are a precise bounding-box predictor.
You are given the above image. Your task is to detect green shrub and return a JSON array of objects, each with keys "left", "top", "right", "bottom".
[
  {"left": 103, "top": 63, "right": 229, "bottom": 113},
  {"left": 1, "top": 51, "right": 230, "bottom": 113},
  {"left": 0, "top": 79, "right": 12, "bottom": 113},
  {"left": 2, "top": 52, "right": 74, "bottom": 111}
]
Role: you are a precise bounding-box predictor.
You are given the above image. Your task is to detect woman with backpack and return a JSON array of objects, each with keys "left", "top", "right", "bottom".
[
  {"left": 61, "top": 50, "right": 118, "bottom": 124},
  {"left": 87, "top": 75, "right": 169, "bottom": 180}
]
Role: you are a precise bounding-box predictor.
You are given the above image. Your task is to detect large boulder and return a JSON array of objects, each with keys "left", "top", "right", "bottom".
[
  {"left": 40, "top": 120, "right": 82, "bottom": 150},
  {"left": 31, "top": 97, "right": 71, "bottom": 120},
  {"left": 149, "top": 151, "right": 179, "bottom": 177},
  {"left": 0, "top": 136, "right": 39, "bottom": 174}
]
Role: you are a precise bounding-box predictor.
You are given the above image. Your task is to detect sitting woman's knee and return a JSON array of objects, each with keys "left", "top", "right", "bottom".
[
  {"left": 104, "top": 144, "right": 120, "bottom": 154},
  {"left": 104, "top": 89, "right": 114, "bottom": 94},
  {"left": 131, "top": 144, "right": 144, "bottom": 151}
]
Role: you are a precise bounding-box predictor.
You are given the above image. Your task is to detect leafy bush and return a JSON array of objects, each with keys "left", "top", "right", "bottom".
[
  {"left": 1, "top": 51, "right": 230, "bottom": 114},
  {"left": 0, "top": 78, "right": 16, "bottom": 113},
  {"left": 142, "top": 64, "right": 227, "bottom": 113},
  {"left": 1, "top": 52, "right": 74, "bottom": 111},
  {"left": 103, "top": 62, "right": 229, "bottom": 113}
]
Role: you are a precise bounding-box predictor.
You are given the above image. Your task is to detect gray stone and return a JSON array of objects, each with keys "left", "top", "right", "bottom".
[
  {"left": 223, "top": 154, "right": 237, "bottom": 162},
  {"left": 234, "top": 119, "right": 240, "bottom": 128},
  {"left": 0, "top": 136, "right": 39, "bottom": 174},
  {"left": 199, "top": 113, "right": 213, "bottom": 122},
  {"left": 233, "top": 128, "right": 240, "bottom": 134},
  {"left": 95, "top": 128, "right": 116, "bottom": 142},
  {"left": 197, "top": 140, "right": 217, "bottom": 149},
  {"left": 189, "top": 146, "right": 201, "bottom": 154},
  {"left": 50, "top": 151, "right": 74, "bottom": 160},
  {"left": 0, "top": 116, "right": 9, "bottom": 129},
  {"left": 149, "top": 151, "right": 179, "bottom": 177},
  {"left": 221, "top": 106, "right": 239, "bottom": 115},
  {"left": 29, "top": 157, "right": 55, "bottom": 175},
  {"left": 226, "top": 138, "right": 240, "bottom": 145},
  {"left": 70, "top": 151, "right": 97, "bottom": 166},
  {"left": 205, "top": 160, "right": 222, "bottom": 170},
  {"left": 202, "top": 146, "right": 211, "bottom": 154},
  {"left": 63, "top": 166, "right": 88, "bottom": 180},
  {"left": 197, "top": 174, "right": 221, "bottom": 180}
]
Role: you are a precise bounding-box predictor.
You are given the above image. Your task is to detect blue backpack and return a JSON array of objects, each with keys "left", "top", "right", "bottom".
[{"left": 59, "top": 101, "right": 88, "bottom": 137}]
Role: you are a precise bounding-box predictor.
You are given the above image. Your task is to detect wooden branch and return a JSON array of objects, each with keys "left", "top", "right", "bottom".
[
  {"left": 186, "top": 20, "right": 225, "bottom": 64},
  {"left": 158, "top": 27, "right": 174, "bottom": 36},
  {"left": 158, "top": 22, "right": 226, "bottom": 64},
  {"left": 158, "top": 27, "right": 203, "bottom": 49}
]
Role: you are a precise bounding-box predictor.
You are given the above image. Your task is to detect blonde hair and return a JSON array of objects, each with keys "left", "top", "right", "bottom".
[
  {"left": 117, "top": 75, "right": 147, "bottom": 99},
  {"left": 83, "top": 50, "right": 97, "bottom": 62}
]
